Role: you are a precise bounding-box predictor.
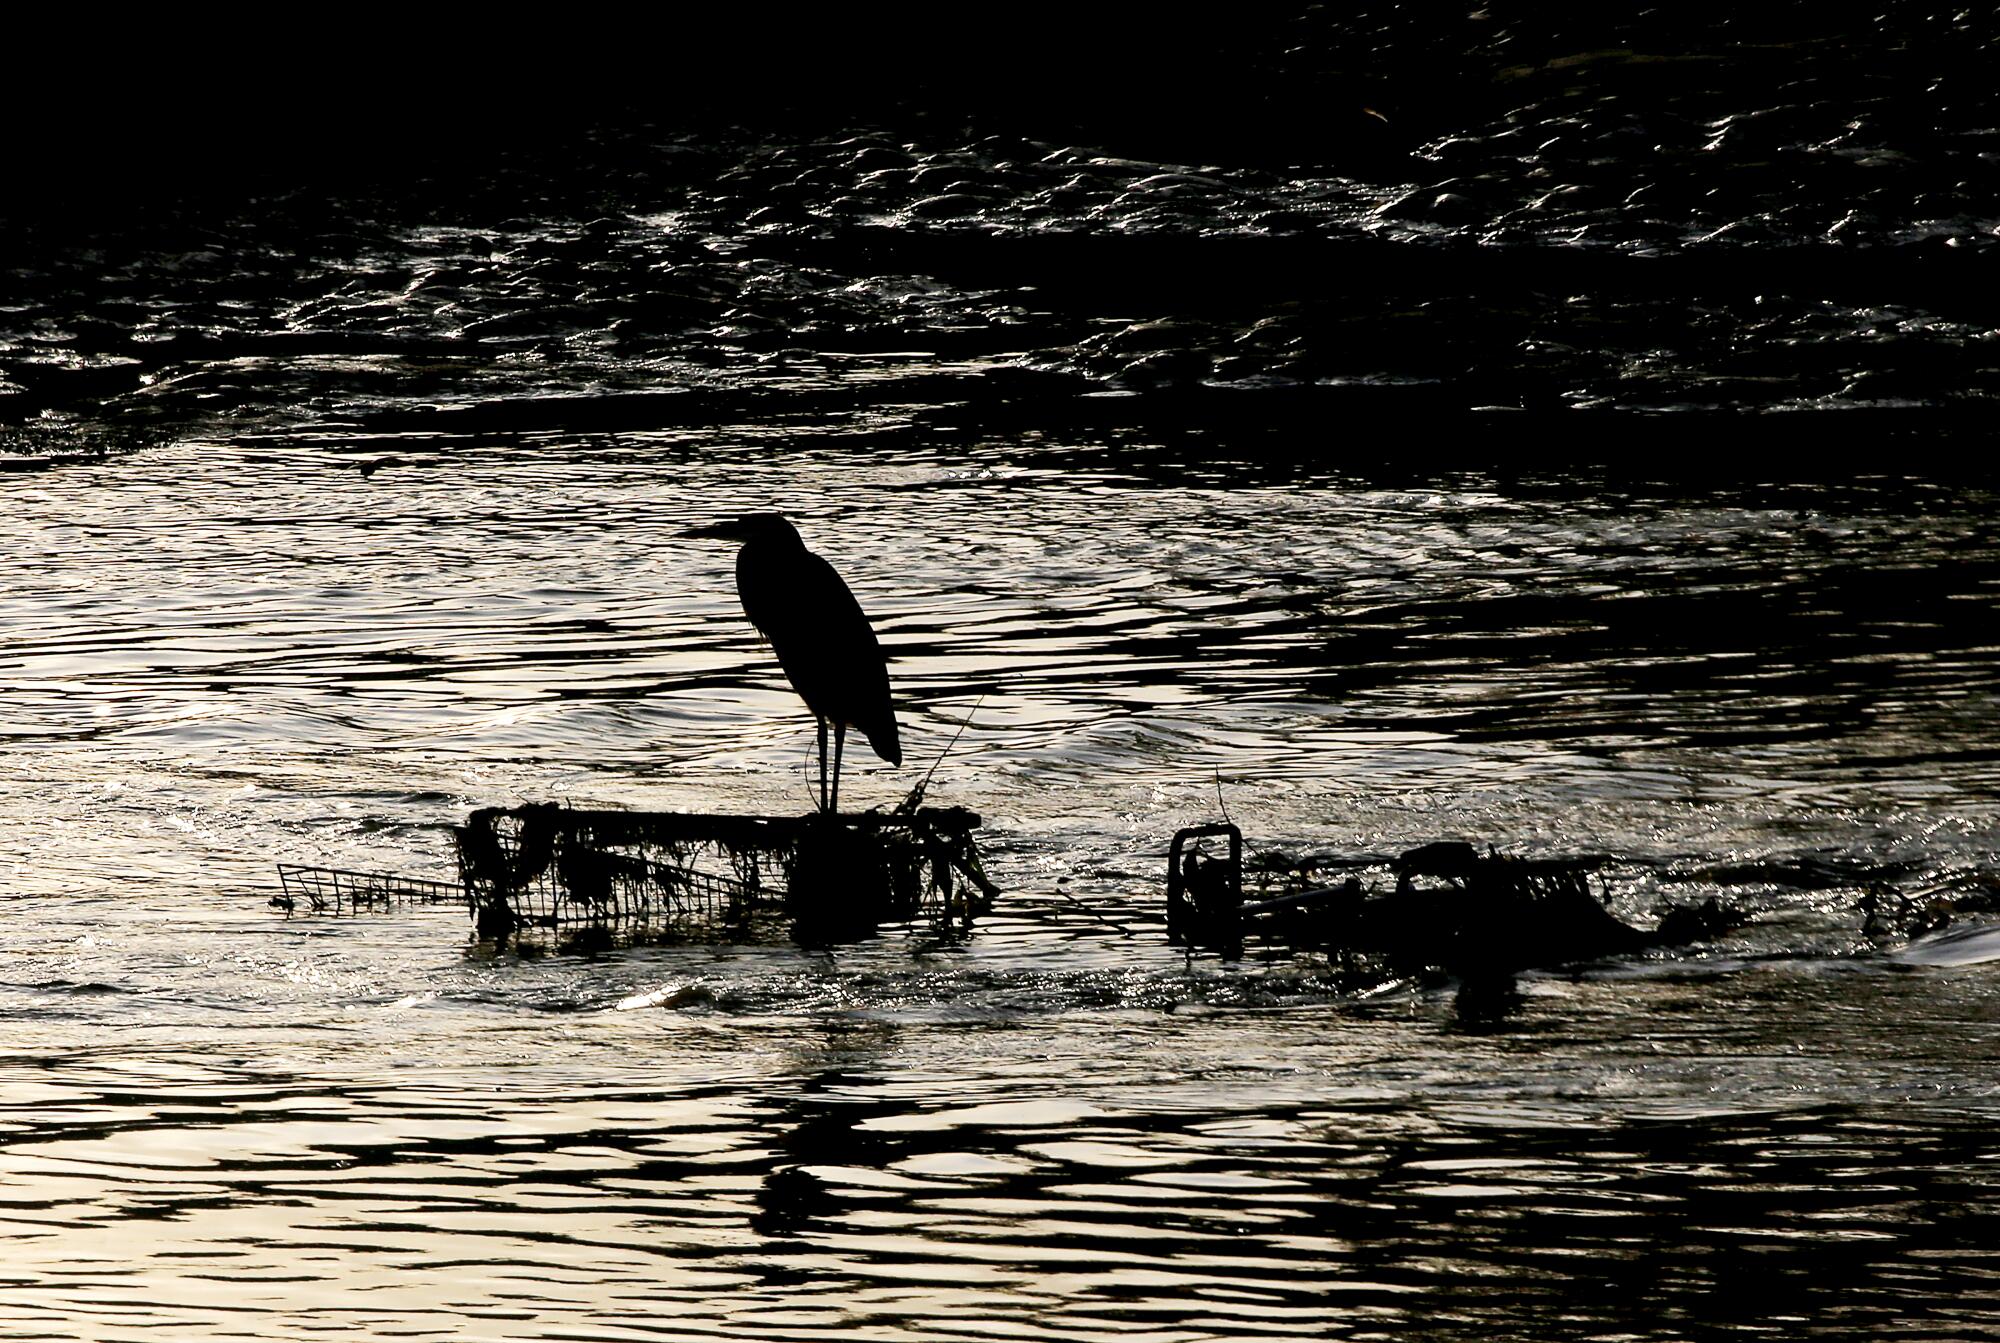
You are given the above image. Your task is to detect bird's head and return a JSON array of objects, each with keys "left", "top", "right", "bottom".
[{"left": 684, "top": 512, "right": 803, "bottom": 547}]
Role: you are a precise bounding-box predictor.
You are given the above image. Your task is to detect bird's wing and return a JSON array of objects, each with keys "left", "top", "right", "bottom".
[{"left": 738, "top": 546, "right": 900, "bottom": 763}]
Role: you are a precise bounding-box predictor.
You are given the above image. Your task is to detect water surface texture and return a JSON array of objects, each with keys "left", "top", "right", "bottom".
[{"left": 5, "top": 9, "right": 2000, "bottom": 1340}]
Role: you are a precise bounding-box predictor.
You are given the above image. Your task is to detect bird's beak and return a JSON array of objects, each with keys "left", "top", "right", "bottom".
[{"left": 684, "top": 519, "right": 745, "bottom": 541}]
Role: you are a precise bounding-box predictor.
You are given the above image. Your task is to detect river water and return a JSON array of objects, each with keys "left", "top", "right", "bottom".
[{"left": 6, "top": 11, "right": 2000, "bottom": 1339}]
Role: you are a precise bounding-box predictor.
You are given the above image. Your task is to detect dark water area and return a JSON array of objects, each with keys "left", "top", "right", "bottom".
[
  {"left": 8, "top": 2, "right": 1998, "bottom": 460},
  {"left": 4, "top": 9, "right": 2000, "bottom": 1340}
]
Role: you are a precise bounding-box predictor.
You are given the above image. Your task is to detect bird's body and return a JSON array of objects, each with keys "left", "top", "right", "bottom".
[{"left": 690, "top": 513, "right": 900, "bottom": 811}]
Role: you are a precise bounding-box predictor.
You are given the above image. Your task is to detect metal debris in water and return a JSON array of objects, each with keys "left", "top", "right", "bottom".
[
  {"left": 274, "top": 803, "right": 996, "bottom": 948},
  {"left": 273, "top": 864, "right": 463, "bottom": 916},
  {"left": 1165, "top": 823, "right": 1745, "bottom": 974}
]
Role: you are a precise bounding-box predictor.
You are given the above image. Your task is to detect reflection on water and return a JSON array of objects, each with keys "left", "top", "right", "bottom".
[
  {"left": 6, "top": 18, "right": 1997, "bottom": 1324},
  {"left": 7, "top": 973, "right": 2000, "bottom": 1340},
  {"left": 1, "top": 431, "right": 1997, "bottom": 1336}
]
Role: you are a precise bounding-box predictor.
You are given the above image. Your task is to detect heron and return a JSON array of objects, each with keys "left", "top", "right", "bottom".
[{"left": 687, "top": 512, "right": 902, "bottom": 812}]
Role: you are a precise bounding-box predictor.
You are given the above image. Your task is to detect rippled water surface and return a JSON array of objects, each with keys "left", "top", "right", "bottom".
[
  {"left": 7, "top": 10, "right": 2000, "bottom": 1336},
  {"left": 5, "top": 436, "right": 1999, "bottom": 1340}
]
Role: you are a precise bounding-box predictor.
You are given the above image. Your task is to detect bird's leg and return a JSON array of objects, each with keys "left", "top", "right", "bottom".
[
  {"left": 832, "top": 722, "right": 847, "bottom": 817},
  {"left": 816, "top": 716, "right": 830, "bottom": 813}
]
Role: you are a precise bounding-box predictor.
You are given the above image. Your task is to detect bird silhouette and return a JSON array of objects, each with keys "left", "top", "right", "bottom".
[{"left": 688, "top": 513, "right": 901, "bottom": 812}]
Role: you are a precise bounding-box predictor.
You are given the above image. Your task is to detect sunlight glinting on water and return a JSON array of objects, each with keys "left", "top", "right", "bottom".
[
  {"left": 9, "top": 294, "right": 2000, "bottom": 1338},
  {"left": 6, "top": 116, "right": 2000, "bottom": 1330}
]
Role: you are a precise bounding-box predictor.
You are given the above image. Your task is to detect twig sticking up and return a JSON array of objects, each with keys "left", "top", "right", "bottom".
[{"left": 897, "top": 695, "right": 984, "bottom": 815}]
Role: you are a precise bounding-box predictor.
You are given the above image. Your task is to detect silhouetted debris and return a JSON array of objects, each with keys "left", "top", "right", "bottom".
[
  {"left": 1862, "top": 881, "right": 2000, "bottom": 943},
  {"left": 274, "top": 865, "right": 464, "bottom": 915},
  {"left": 274, "top": 802, "right": 994, "bottom": 949},
  {"left": 1167, "top": 824, "right": 1744, "bottom": 976},
  {"left": 1653, "top": 897, "right": 1751, "bottom": 946}
]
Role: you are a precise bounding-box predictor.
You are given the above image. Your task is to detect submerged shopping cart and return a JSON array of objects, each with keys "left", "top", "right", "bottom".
[{"left": 276, "top": 803, "right": 995, "bottom": 947}]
